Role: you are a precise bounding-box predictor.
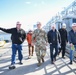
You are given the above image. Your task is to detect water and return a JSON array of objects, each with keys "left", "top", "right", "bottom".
[{"left": 0, "top": 34, "right": 11, "bottom": 41}]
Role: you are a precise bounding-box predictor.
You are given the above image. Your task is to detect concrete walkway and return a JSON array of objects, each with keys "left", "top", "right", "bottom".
[{"left": 0, "top": 41, "right": 76, "bottom": 75}]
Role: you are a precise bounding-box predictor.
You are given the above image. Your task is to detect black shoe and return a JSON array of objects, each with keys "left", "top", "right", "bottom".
[
  {"left": 9, "top": 65, "right": 16, "bottom": 69},
  {"left": 19, "top": 61, "right": 23, "bottom": 65},
  {"left": 62, "top": 57, "right": 65, "bottom": 59},
  {"left": 69, "top": 61, "right": 72, "bottom": 64},
  {"left": 51, "top": 61, "right": 54, "bottom": 64}
]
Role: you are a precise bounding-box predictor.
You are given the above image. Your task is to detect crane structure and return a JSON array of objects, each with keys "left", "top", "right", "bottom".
[{"left": 43, "top": 0, "right": 76, "bottom": 32}]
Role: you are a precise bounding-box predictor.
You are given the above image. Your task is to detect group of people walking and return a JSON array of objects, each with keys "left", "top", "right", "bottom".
[{"left": 0, "top": 21, "right": 76, "bottom": 69}]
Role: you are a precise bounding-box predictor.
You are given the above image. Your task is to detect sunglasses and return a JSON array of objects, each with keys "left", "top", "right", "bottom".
[{"left": 17, "top": 24, "right": 21, "bottom": 25}]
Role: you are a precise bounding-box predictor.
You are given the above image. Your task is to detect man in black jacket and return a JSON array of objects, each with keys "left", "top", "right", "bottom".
[
  {"left": 0, "top": 21, "right": 26, "bottom": 69},
  {"left": 47, "top": 24, "right": 61, "bottom": 64},
  {"left": 58, "top": 23, "right": 68, "bottom": 58},
  {"left": 68, "top": 23, "right": 76, "bottom": 64}
]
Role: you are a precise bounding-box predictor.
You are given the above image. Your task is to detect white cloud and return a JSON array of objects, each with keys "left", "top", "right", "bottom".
[{"left": 25, "top": 1, "right": 31, "bottom": 4}]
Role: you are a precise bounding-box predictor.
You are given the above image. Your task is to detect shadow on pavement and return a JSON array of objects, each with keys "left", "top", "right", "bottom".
[{"left": 0, "top": 58, "right": 76, "bottom": 75}]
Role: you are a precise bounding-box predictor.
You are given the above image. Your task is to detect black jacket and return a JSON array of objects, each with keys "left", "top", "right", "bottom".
[
  {"left": 0, "top": 27, "right": 26, "bottom": 44},
  {"left": 59, "top": 28, "right": 68, "bottom": 43},
  {"left": 68, "top": 29, "right": 76, "bottom": 45},
  {"left": 47, "top": 29, "right": 61, "bottom": 45}
]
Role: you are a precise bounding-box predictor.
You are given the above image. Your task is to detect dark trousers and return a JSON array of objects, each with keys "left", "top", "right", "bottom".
[
  {"left": 59, "top": 42, "right": 66, "bottom": 57},
  {"left": 11, "top": 44, "right": 23, "bottom": 65},
  {"left": 28, "top": 44, "right": 34, "bottom": 56},
  {"left": 50, "top": 44, "right": 58, "bottom": 61}
]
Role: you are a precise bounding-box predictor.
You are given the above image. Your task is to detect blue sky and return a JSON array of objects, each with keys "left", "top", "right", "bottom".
[{"left": 0, "top": 0, "right": 75, "bottom": 31}]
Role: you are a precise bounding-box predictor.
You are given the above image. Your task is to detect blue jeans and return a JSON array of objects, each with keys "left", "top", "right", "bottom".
[
  {"left": 50, "top": 44, "right": 58, "bottom": 61},
  {"left": 11, "top": 44, "right": 23, "bottom": 65},
  {"left": 70, "top": 45, "right": 76, "bottom": 61}
]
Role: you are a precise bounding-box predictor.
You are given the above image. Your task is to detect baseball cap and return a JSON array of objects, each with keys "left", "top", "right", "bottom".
[
  {"left": 62, "top": 23, "right": 66, "bottom": 28},
  {"left": 16, "top": 21, "right": 21, "bottom": 25},
  {"left": 72, "top": 23, "right": 76, "bottom": 27},
  {"left": 36, "top": 22, "right": 41, "bottom": 25}
]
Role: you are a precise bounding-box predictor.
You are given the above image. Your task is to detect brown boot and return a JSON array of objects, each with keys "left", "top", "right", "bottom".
[{"left": 37, "top": 60, "right": 41, "bottom": 67}]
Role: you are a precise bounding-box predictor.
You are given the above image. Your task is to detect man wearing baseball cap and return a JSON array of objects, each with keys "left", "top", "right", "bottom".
[
  {"left": 32, "top": 22, "right": 48, "bottom": 66},
  {"left": 0, "top": 21, "right": 26, "bottom": 69},
  {"left": 58, "top": 23, "right": 68, "bottom": 59},
  {"left": 68, "top": 23, "right": 76, "bottom": 64}
]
